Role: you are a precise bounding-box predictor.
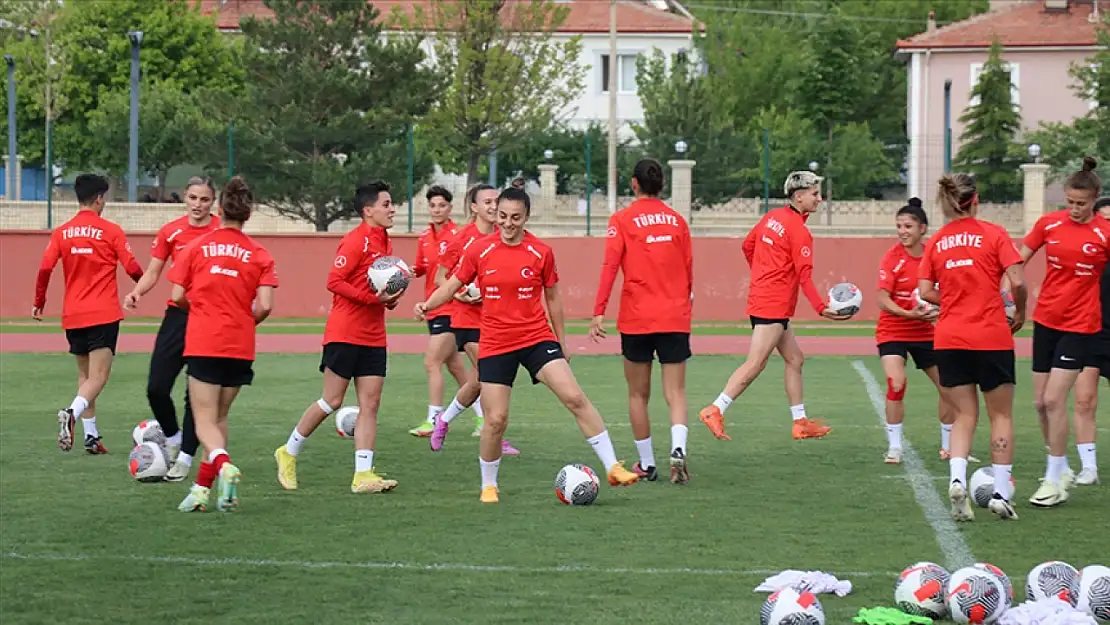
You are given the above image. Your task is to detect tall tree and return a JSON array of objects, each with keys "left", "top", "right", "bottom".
[
  {"left": 401, "top": 0, "right": 585, "bottom": 185},
  {"left": 954, "top": 39, "right": 1024, "bottom": 202},
  {"left": 0, "top": 0, "right": 65, "bottom": 170},
  {"left": 213, "top": 0, "right": 439, "bottom": 231}
]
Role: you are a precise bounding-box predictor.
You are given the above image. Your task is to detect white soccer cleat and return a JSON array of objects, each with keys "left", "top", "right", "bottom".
[
  {"left": 884, "top": 448, "right": 902, "bottom": 464},
  {"left": 1029, "top": 479, "right": 1069, "bottom": 508},
  {"left": 949, "top": 481, "right": 974, "bottom": 522},
  {"left": 163, "top": 459, "right": 191, "bottom": 482},
  {"left": 1074, "top": 467, "right": 1099, "bottom": 486},
  {"left": 987, "top": 494, "right": 1018, "bottom": 520}
]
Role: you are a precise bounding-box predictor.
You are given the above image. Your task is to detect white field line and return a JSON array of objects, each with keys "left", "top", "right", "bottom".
[{"left": 851, "top": 360, "right": 976, "bottom": 572}]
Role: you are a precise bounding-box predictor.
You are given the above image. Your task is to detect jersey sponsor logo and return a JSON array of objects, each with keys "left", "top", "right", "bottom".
[
  {"left": 210, "top": 264, "right": 240, "bottom": 277},
  {"left": 70, "top": 246, "right": 93, "bottom": 255},
  {"left": 645, "top": 234, "right": 673, "bottom": 244},
  {"left": 334, "top": 255, "right": 347, "bottom": 268},
  {"left": 945, "top": 258, "right": 974, "bottom": 269}
]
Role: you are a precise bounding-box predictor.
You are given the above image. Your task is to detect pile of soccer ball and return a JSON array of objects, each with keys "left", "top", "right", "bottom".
[
  {"left": 127, "top": 419, "right": 172, "bottom": 482},
  {"left": 894, "top": 560, "right": 1110, "bottom": 624}
]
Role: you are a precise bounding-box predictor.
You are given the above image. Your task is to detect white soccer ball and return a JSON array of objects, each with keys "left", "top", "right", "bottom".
[
  {"left": 554, "top": 463, "right": 600, "bottom": 506},
  {"left": 912, "top": 286, "right": 940, "bottom": 314},
  {"left": 463, "top": 282, "right": 481, "bottom": 299},
  {"left": 895, "top": 562, "right": 950, "bottom": 619},
  {"left": 947, "top": 566, "right": 1010, "bottom": 624},
  {"left": 334, "top": 406, "right": 358, "bottom": 438},
  {"left": 132, "top": 419, "right": 166, "bottom": 447},
  {"left": 128, "top": 441, "right": 170, "bottom": 482},
  {"left": 760, "top": 585, "right": 826, "bottom": 625},
  {"left": 367, "top": 255, "right": 412, "bottom": 295},
  {"left": 969, "top": 467, "right": 1016, "bottom": 508},
  {"left": 827, "top": 282, "right": 863, "bottom": 316},
  {"left": 975, "top": 562, "right": 1014, "bottom": 603},
  {"left": 1001, "top": 289, "right": 1017, "bottom": 323},
  {"left": 1026, "top": 561, "right": 1080, "bottom": 605},
  {"left": 1076, "top": 565, "right": 1110, "bottom": 623}
]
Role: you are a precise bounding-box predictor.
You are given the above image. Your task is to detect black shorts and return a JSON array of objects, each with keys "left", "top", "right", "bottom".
[
  {"left": 1090, "top": 334, "right": 1110, "bottom": 379},
  {"left": 454, "top": 328, "right": 480, "bottom": 353},
  {"left": 750, "top": 316, "right": 789, "bottom": 330},
  {"left": 478, "top": 341, "right": 564, "bottom": 387},
  {"left": 621, "top": 332, "right": 692, "bottom": 364},
  {"left": 187, "top": 356, "right": 254, "bottom": 388},
  {"left": 1032, "top": 323, "right": 1094, "bottom": 373},
  {"left": 877, "top": 341, "right": 937, "bottom": 370},
  {"left": 426, "top": 316, "right": 452, "bottom": 336},
  {"left": 935, "top": 349, "right": 1015, "bottom": 392},
  {"left": 65, "top": 321, "right": 120, "bottom": 356},
  {"left": 320, "top": 342, "right": 387, "bottom": 379}
]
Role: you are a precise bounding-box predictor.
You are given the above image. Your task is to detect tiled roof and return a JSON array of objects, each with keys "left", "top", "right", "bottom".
[
  {"left": 198, "top": 0, "right": 696, "bottom": 34},
  {"left": 896, "top": 0, "right": 1104, "bottom": 49}
]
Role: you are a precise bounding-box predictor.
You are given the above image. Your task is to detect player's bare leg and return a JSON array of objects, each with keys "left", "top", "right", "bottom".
[
  {"left": 431, "top": 344, "right": 480, "bottom": 451},
  {"left": 1033, "top": 367, "right": 1083, "bottom": 507},
  {"left": 923, "top": 365, "right": 966, "bottom": 461},
  {"left": 477, "top": 382, "right": 512, "bottom": 503},
  {"left": 700, "top": 323, "right": 784, "bottom": 440},
  {"left": 180, "top": 377, "right": 240, "bottom": 513},
  {"left": 413, "top": 334, "right": 463, "bottom": 436},
  {"left": 982, "top": 384, "right": 1017, "bottom": 520},
  {"left": 660, "top": 361, "right": 689, "bottom": 484},
  {"left": 351, "top": 375, "right": 396, "bottom": 493},
  {"left": 778, "top": 328, "right": 829, "bottom": 439},
  {"left": 1031, "top": 371, "right": 1051, "bottom": 450},
  {"left": 944, "top": 384, "right": 980, "bottom": 522},
  {"left": 59, "top": 349, "right": 112, "bottom": 453},
  {"left": 1073, "top": 366, "right": 1100, "bottom": 485},
  {"left": 624, "top": 359, "right": 657, "bottom": 481},
  {"left": 880, "top": 355, "right": 908, "bottom": 463},
  {"left": 275, "top": 369, "right": 349, "bottom": 490}
]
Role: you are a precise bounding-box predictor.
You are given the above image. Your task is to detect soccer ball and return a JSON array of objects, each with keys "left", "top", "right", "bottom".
[
  {"left": 128, "top": 442, "right": 170, "bottom": 482},
  {"left": 132, "top": 419, "right": 166, "bottom": 446},
  {"left": 1076, "top": 565, "right": 1110, "bottom": 623},
  {"left": 969, "top": 467, "right": 1016, "bottom": 508},
  {"left": 912, "top": 286, "right": 940, "bottom": 314},
  {"left": 367, "top": 256, "right": 412, "bottom": 295},
  {"left": 554, "top": 463, "right": 599, "bottom": 506},
  {"left": 947, "top": 566, "right": 1009, "bottom": 624},
  {"left": 974, "top": 563, "right": 1014, "bottom": 602},
  {"left": 463, "top": 282, "right": 481, "bottom": 299},
  {"left": 894, "top": 562, "right": 950, "bottom": 619},
  {"left": 1001, "top": 289, "right": 1017, "bottom": 323},
  {"left": 827, "top": 282, "right": 863, "bottom": 316},
  {"left": 760, "top": 586, "right": 826, "bottom": 625},
  {"left": 335, "top": 406, "right": 358, "bottom": 438},
  {"left": 1026, "top": 561, "right": 1079, "bottom": 605}
]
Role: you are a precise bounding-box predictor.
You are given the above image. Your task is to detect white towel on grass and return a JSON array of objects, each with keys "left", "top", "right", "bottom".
[
  {"left": 998, "top": 598, "right": 1097, "bottom": 625},
  {"left": 753, "top": 570, "right": 853, "bottom": 597}
]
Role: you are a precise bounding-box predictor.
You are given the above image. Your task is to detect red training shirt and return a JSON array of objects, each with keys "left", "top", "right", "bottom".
[
  {"left": 151, "top": 214, "right": 221, "bottom": 308},
  {"left": 413, "top": 220, "right": 458, "bottom": 303},
  {"left": 919, "top": 218, "right": 1022, "bottom": 351},
  {"left": 593, "top": 198, "right": 693, "bottom": 334},
  {"left": 1022, "top": 211, "right": 1110, "bottom": 335},
  {"left": 742, "top": 206, "right": 825, "bottom": 318},
  {"left": 35, "top": 209, "right": 144, "bottom": 330},
  {"left": 453, "top": 231, "right": 559, "bottom": 358},
  {"left": 437, "top": 222, "right": 497, "bottom": 330},
  {"left": 876, "top": 243, "right": 935, "bottom": 344},
  {"left": 167, "top": 228, "right": 278, "bottom": 361},
  {"left": 323, "top": 221, "right": 393, "bottom": 348}
]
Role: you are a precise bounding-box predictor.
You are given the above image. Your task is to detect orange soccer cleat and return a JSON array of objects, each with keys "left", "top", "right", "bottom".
[
  {"left": 792, "top": 417, "right": 831, "bottom": 440},
  {"left": 698, "top": 406, "right": 731, "bottom": 441}
]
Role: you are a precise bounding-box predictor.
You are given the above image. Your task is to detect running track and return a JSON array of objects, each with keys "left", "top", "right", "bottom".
[{"left": 0, "top": 333, "right": 1034, "bottom": 357}]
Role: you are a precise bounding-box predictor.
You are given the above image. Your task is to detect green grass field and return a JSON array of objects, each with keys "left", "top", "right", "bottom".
[{"left": 0, "top": 353, "right": 1106, "bottom": 624}]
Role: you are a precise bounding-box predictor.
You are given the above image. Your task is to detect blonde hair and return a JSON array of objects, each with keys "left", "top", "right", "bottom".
[{"left": 937, "top": 173, "right": 978, "bottom": 220}]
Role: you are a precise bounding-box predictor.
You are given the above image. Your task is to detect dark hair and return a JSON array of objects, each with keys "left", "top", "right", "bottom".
[
  {"left": 1065, "top": 157, "right": 1101, "bottom": 196},
  {"left": 220, "top": 176, "right": 253, "bottom": 223},
  {"left": 937, "top": 173, "right": 977, "bottom": 219},
  {"left": 74, "top": 174, "right": 109, "bottom": 206},
  {"left": 466, "top": 183, "right": 496, "bottom": 223},
  {"left": 353, "top": 181, "right": 391, "bottom": 217},
  {"left": 426, "top": 185, "right": 453, "bottom": 204},
  {"left": 632, "top": 158, "right": 665, "bottom": 196},
  {"left": 896, "top": 196, "right": 928, "bottom": 226},
  {"left": 497, "top": 187, "right": 531, "bottom": 217},
  {"left": 185, "top": 176, "right": 216, "bottom": 197},
  {"left": 1094, "top": 196, "right": 1110, "bottom": 211}
]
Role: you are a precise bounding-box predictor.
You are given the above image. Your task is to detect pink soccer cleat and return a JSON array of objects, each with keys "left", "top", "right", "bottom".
[
  {"left": 429, "top": 412, "right": 449, "bottom": 452},
  {"left": 501, "top": 440, "right": 521, "bottom": 456}
]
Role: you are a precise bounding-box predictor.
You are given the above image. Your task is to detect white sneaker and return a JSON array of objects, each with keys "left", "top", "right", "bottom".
[
  {"left": 1075, "top": 467, "right": 1100, "bottom": 485},
  {"left": 165, "top": 444, "right": 180, "bottom": 463},
  {"left": 1029, "top": 479, "right": 1069, "bottom": 508},
  {"left": 884, "top": 448, "right": 902, "bottom": 464},
  {"left": 988, "top": 494, "right": 1019, "bottom": 520},
  {"left": 163, "top": 459, "right": 191, "bottom": 482},
  {"left": 1061, "top": 468, "right": 1077, "bottom": 490},
  {"left": 949, "top": 481, "right": 974, "bottom": 522}
]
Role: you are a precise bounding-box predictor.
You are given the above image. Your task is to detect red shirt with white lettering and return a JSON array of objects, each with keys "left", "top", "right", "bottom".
[
  {"left": 35, "top": 209, "right": 144, "bottom": 330},
  {"left": 742, "top": 206, "right": 826, "bottom": 318},
  {"left": 323, "top": 221, "right": 392, "bottom": 348},
  {"left": 919, "top": 218, "right": 1022, "bottom": 351},
  {"left": 167, "top": 228, "right": 278, "bottom": 360},
  {"left": 413, "top": 220, "right": 459, "bottom": 302},
  {"left": 1022, "top": 211, "right": 1110, "bottom": 335},
  {"left": 453, "top": 231, "right": 558, "bottom": 358},
  {"left": 876, "top": 243, "right": 935, "bottom": 344},
  {"left": 151, "top": 214, "right": 221, "bottom": 308},
  {"left": 593, "top": 198, "right": 693, "bottom": 334},
  {"left": 437, "top": 222, "right": 497, "bottom": 330}
]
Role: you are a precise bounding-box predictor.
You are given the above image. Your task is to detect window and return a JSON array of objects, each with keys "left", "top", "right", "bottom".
[
  {"left": 969, "top": 62, "right": 1020, "bottom": 107},
  {"left": 600, "top": 53, "right": 640, "bottom": 93}
]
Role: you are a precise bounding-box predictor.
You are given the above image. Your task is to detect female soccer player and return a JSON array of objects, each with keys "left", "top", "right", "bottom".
[
  {"left": 1072, "top": 195, "right": 1110, "bottom": 487},
  {"left": 407, "top": 185, "right": 468, "bottom": 437},
  {"left": 273, "top": 182, "right": 405, "bottom": 493},
  {"left": 874, "top": 197, "right": 956, "bottom": 464},
  {"left": 918, "top": 173, "right": 1026, "bottom": 522},
  {"left": 1017, "top": 158, "right": 1109, "bottom": 505},
  {"left": 170, "top": 176, "right": 278, "bottom": 513},
  {"left": 589, "top": 159, "right": 694, "bottom": 484},
  {"left": 124, "top": 177, "right": 220, "bottom": 481},
  {"left": 34, "top": 173, "right": 144, "bottom": 454},
  {"left": 415, "top": 188, "right": 640, "bottom": 503}
]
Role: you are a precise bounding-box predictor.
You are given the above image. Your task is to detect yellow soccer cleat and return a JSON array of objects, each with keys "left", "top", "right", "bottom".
[
  {"left": 479, "top": 485, "right": 499, "bottom": 504},
  {"left": 178, "top": 485, "right": 210, "bottom": 513},
  {"left": 351, "top": 469, "right": 398, "bottom": 494},
  {"left": 607, "top": 461, "right": 640, "bottom": 487},
  {"left": 274, "top": 445, "right": 298, "bottom": 490}
]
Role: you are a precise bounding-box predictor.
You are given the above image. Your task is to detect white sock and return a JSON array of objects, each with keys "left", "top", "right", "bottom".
[
  {"left": 427, "top": 405, "right": 442, "bottom": 423},
  {"left": 1077, "top": 443, "right": 1097, "bottom": 471},
  {"left": 790, "top": 404, "right": 806, "bottom": 421},
  {"left": 208, "top": 448, "right": 228, "bottom": 462},
  {"left": 950, "top": 456, "right": 969, "bottom": 486},
  {"left": 993, "top": 463, "right": 1013, "bottom": 500},
  {"left": 68, "top": 396, "right": 89, "bottom": 419},
  {"left": 166, "top": 431, "right": 183, "bottom": 447},
  {"left": 473, "top": 396, "right": 485, "bottom": 419},
  {"left": 634, "top": 437, "right": 655, "bottom": 469},
  {"left": 355, "top": 449, "right": 374, "bottom": 473},
  {"left": 587, "top": 430, "right": 619, "bottom": 472},
  {"left": 286, "top": 428, "right": 307, "bottom": 456},
  {"left": 941, "top": 424, "right": 953, "bottom": 451},
  {"left": 441, "top": 398, "right": 466, "bottom": 424},
  {"left": 671, "top": 424, "right": 688, "bottom": 453},
  {"left": 712, "top": 393, "right": 733, "bottom": 415},
  {"left": 176, "top": 452, "right": 193, "bottom": 467},
  {"left": 1045, "top": 455, "right": 1068, "bottom": 483},
  {"left": 81, "top": 417, "right": 98, "bottom": 438},
  {"left": 885, "top": 423, "right": 903, "bottom": 450},
  {"left": 480, "top": 457, "right": 500, "bottom": 487}
]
